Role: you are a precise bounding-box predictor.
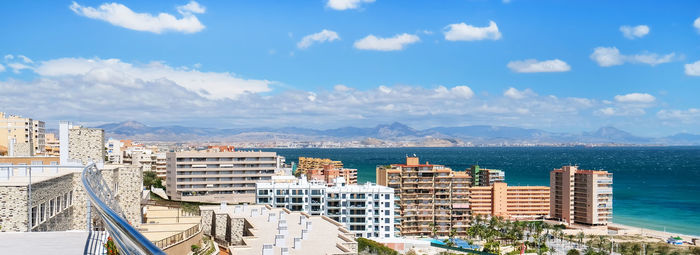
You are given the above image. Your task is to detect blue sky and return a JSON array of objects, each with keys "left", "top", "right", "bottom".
[{"left": 0, "top": 0, "right": 699, "bottom": 136}]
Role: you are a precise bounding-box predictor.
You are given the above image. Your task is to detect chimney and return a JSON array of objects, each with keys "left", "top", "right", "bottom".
[
  {"left": 301, "top": 229, "right": 309, "bottom": 240},
  {"left": 293, "top": 237, "right": 302, "bottom": 249},
  {"left": 299, "top": 216, "right": 307, "bottom": 226},
  {"left": 281, "top": 247, "right": 289, "bottom": 255},
  {"left": 251, "top": 209, "right": 258, "bottom": 217},
  {"left": 262, "top": 244, "right": 273, "bottom": 255},
  {"left": 268, "top": 213, "right": 276, "bottom": 222},
  {"left": 278, "top": 225, "right": 288, "bottom": 235}
]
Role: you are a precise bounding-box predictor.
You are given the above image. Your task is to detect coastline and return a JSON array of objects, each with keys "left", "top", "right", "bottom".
[{"left": 609, "top": 222, "right": 700, "bottom": 243}]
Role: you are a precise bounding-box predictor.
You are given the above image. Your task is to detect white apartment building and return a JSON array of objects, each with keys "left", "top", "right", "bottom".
[{"left": 256, "top": 177, "right": 395, "bottom": 238}]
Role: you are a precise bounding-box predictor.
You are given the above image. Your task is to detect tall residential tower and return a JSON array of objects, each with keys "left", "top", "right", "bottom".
[{"left": 550, "top": 166, "right": 613, "bottom": 226}]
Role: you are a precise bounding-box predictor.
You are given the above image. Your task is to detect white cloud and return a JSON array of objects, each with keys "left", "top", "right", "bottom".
[
  {"left": 694, "top": 17, "right": 700, "bottom": 33},
  {"left": 443, "top": 21, "right": 501, "bottom": 41},
  {"left": 590, "top": 47, "right": 675, "bottom": 67},
  {"left": 33, "top": 57, "right": 272, "bottom": 100},
  {"left": 4, "top": 55, "right": 14, "bottom": 61},
  {"left": 684, "top": 60, "right": 700, "bottom": 76},
  {"left": 297, "top": 29, "right": 340, "bottom": 49},
  {"left": 614, "top": 93, "right": 655, "bottom": 103},
  {"left": 7, "top": 63, "right": 32, "bottom": 73},
  {"left": 596, "top": 107, "right": 645, "bottom": 117},
  {"left": 0, "top": 64, "right": 5, "bottom": 72},
  {"left": 507, "top": 59, "right": 571, "bottom": 73},
  {"left": 69, "top": 1, "right": 205, "bottom": 34},
  {"left": 503, "top": 87, "right": 536, "bottom": 99},
  {"left": 657, "top": 108, "right": 700, "bottom": 122},
  {"left": 326, "top": 0, "right": 375, "bottom": 10},
  {"left": 17, "top": 55, "right": 33, "bottom": 63},
  {"left": 620, "top": 25, "right": 649, "bottom": 39},
  {"left": 354, "top": 33, "right": 420, "bottom": 51},
  {"left": 177, "top": 1, "right": 205, "bottom": 14}
]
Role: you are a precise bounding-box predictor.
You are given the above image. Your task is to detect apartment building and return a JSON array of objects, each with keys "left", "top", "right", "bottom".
[
  {"left": 155, "top": 152, "right": 166, "bottom": 180},
  {"left": 166, "top": 150, "right": 284, "bottom": 203},
  {"left": 307, "top": 164, "right": 358, "bottom": 186},
  {"left": 256, "top": 177, "right": 395, "bottom": 238},
  {"left": 44, "top": 133, "right": 60, "bottom": 156},
  {"left": 469, "top": 182, "right": 550, "bottom": 220},
  {"left": 0, "top": 112, "right": 45, "bottom": 156},
  {"left": 550, "top": 165, "right": 613, "bottom": 226},
  {"left": 470, "top": 165, "right": 505, "bottom": 187},
  {"left": 376, "top": 156, "right": 471, "bottom": 237},
  {"left": 297, "top": 157, "right": 343, "bottom": 175}
]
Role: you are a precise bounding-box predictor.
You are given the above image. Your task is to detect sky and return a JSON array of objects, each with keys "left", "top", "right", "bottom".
[{"left": 0, "top": 0, "right": 699, "bottom": 137}]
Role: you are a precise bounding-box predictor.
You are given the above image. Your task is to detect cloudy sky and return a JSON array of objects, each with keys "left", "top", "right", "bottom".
[{"left": 1, "top": 0, "right": 699, "bottom": 136}]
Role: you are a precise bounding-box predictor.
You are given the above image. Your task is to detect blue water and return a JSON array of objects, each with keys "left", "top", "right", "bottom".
[{"left": 255, "top": 147, "right": 700, "bottom": 236}]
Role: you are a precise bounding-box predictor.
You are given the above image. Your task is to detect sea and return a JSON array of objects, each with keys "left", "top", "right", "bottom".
[{"left": 254, "top": 146, "right": 700, "bottom": 236}]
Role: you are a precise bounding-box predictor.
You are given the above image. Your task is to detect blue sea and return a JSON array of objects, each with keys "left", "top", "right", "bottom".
[{"left": 254, "top": 147, "right": 700, "bottom": 236}]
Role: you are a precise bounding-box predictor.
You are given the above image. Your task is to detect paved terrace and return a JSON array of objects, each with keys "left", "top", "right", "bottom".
[{"left": 200, "top": 204, "right": 358, "bottom": 255}]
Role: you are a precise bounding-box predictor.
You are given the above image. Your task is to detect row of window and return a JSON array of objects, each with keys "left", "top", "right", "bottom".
[{"left": 31, "top": 191, "right": 73, "bottom": 228}]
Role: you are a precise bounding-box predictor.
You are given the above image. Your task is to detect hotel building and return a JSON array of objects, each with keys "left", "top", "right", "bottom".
[
  {"left": 469, "top": 182, "right": 550, "bottom": 220},
  {"left": 297, "top": 157, "right": 342, "bottom": 174},
  {"left": 550, "top": 166, "right": 613, "bottom": 226},
  {"left": 165, "top": 150, "right": 285, "bottom": 203},
  {"left": 256, "top": 177, "right": 395, "bottom": 238},
  {"left": 470, "top": 165, "right": 505, "bottom": 187},
  {"left": 376, "top": 157, "right": 471, "bottom": 237}
]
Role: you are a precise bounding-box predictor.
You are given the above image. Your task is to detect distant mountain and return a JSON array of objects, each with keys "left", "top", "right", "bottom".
[{"left": 94, "top": 121, "right": 700, "bottom": 145}]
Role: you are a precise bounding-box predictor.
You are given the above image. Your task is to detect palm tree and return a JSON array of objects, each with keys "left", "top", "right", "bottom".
[
  {"left": 596, "top": 235, "right": 608, "bottom": 253},
  {"left": 429, "top": 223, "right": 437, "bottom": 238},
  {"left": 567, "top": 249, "right": 581, "bottom": 255},
  {"left": 576, "top": 232, "right": 585, "bottom": 246},
  {"left": 630, "top": 243, "right": 641, "bottom": 255}
]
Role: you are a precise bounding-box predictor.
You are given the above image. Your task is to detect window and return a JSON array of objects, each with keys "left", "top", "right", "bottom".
[
  {"left": 39, "top": 203, "right": 46, "bottom": 222},
  {"left": 384, "top": 210, "right": 389, "bottom": 216},
  {"left": 49, "top": 199, "right": 55, "bottom": 217},
  {"left": 63, "top": 193, "right": 69, "bottom": 209},
  {"left": 385, "top": 202, "right": 390, "bottom": 208},
  {"left": 56, "top": 196, "right": 62, "bottom": 212},
  {"left": 31, "top": 206, "right": 37, "bottom": 227},
  {"left": 385, "top": 194, "right": 389, "bottom": 200},
  {"left": 385, "top": 218, "right": 389, "bottom": 223},
  {"left": 69, "top": 191, "right": 73, "bottom": 205},
  {"left": 385, "top": 226, "right": 389, "bottom": 231}
]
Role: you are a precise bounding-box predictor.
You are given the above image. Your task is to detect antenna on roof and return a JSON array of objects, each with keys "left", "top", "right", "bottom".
[{"left": 413, "top": 154, "right": 416, "bottom": 157}]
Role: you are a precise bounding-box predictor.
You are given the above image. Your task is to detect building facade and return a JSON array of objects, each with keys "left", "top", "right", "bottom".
[
  {"left": 166, "top": 150, "right": 284, "bottom": 203},
  {"left": 0, "top": 112, "right": 45, "bottom": 157},
  {"left": 376, "top": 157, "right": 471, "bottom": 237},
  {"left": 0, "top": 164, "right": 142, "bottom": 232},
  {"left": 67, "top": 126, "right": 105, "bottom": 164},
  {"left": 470, "top": 165, "right": 505, "bottom": 187},
  {"left": 256, "top": 177, "right": 395, "bottom": 238},
  {"left": 469, "top": 182, "right": 550, "bottom": 220},
  {"left": 550, "top": 165, "right": 613, "bottom": 226}
]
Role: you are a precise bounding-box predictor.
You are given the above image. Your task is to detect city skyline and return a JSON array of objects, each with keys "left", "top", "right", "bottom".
[{"left": 1, "top": 1, "right": 700, "bottom": 136}]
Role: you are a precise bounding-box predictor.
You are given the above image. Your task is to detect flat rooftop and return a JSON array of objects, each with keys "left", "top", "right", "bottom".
[
  {"left": 200, "top": 204, "right": 357, "bottom": 255},
  {"left": 0, "top": 231, "right": 90, "bottom": 254}
]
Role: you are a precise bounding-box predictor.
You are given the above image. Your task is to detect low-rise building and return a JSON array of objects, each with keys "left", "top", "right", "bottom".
[
  {"left": 0, "top": 163, "right": 141, "bottom": 232},
  {"left": 200, "top": 204, "right": 358, "bottom": 255}
]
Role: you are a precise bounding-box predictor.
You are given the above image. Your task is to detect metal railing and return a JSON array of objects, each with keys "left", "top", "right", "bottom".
[
  {"left": 152, "top": 224, "right": 201, "bottom": 249},
  {"left": 82, "top": 163, "right": 166, "bottom": 255}
]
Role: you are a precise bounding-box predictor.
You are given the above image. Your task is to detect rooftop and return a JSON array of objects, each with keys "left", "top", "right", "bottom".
[{"left": 200, "top": 204, "right": 357, "bottom": 255}]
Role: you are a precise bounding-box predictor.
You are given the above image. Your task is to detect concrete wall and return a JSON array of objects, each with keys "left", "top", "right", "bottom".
[{"left": 163, "top": 231, "right": 202, "bottom": 255}]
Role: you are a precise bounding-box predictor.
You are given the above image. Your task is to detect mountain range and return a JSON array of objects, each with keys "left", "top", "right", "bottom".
[{"left": 94, "top": 121, "right": 700, "bottom": 146}]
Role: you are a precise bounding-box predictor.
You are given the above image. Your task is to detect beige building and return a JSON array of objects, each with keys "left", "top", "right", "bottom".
[
  {"left": 550, "top": 166, "right": 613, "bottom": 226},
  {"left": 166, "top": 150, "right": 284, "bottom": 203},
  {"left": 0, "top": 112, "right": 46, "bottom": 156},
  {"left": 200, "top": 204, "right": 358, "bottom": 255},
  {"left": 297, "top": 157, "right": 343, "bottom": 176},
  {"left": 44, "top": 133, "right": 60, "bottom": 156},
  {"left": 0, "top": 163, "right": 141, "bottom": 232},
  {"left": 376, "top": 157, "right": 471, "bottom": 237},
  {"left": 469, "top": 182, "right": 550, "bottom": 220}
]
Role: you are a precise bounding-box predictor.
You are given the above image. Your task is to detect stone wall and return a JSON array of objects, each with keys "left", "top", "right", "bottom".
[
  {"left": 0, "top": 165, "right": 143, "bottom": 232},
  {"left": 200, "top": 211, "right": 248, "bottom": 246},
  {"left": 0, "top": 186, "right": 28, "bottom": 232},
  {"left": 69, "top": 127, "right": 105, "bottom": 164}
]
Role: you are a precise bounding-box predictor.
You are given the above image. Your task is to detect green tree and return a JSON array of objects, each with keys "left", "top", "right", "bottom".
[
  {"left": 576, "top": 232, "right": 585, "bottom": 245},
  {"left": 567, "top": 249, "right": 581, "bottom": 255},
  {"left": 143, "top": 171, "right": 164, "bottom": 189}
]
